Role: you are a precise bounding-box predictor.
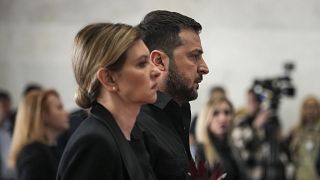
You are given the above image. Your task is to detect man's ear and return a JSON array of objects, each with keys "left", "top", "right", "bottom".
[
  {"left": 150, "top": 50, "right": 169, "bottom": 71},
  {"left": 96, "top": 68, "right": 117, "bottom": 92}
]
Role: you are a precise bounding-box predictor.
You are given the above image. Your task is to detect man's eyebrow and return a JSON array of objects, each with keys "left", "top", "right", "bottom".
[{"left": 192, "top": 49, "right": 203, "bottom": 54}]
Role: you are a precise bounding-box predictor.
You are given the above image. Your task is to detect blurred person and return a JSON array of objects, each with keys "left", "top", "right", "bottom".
[
  {"left": 8, "top": 89, "right": 69, "bottom": 180},
  {"left": 9, "top": 83, "right": 42, "bottom": 135},
  {"left": 287, "top": 96, "right": 320, "bottom": 180},
  {"left": 196, "top": 97, "right": 246, "bottom": 180},
  {"left": 57, "top": 23, "right": 160, "bottom": 180},
  {"left": 136, "top": 10, "right": 209, "bottom": 180},
  {"left": 190, "top": 86, "right": 227, "bottom": 159},
  {"left": 0, "top": 90, "right": 16, "bottom": 180},
  {"left": 231, "top": 89, "right": 288, "bottom": 180}
]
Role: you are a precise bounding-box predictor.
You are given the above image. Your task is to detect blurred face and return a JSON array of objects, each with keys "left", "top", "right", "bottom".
[
  {"left": 166, "top": 29, "right": 209, "bottom": 103},
  {"left": 43, "top": 94, "right": 69, "bottom": 133},
  {"left": 115, "top": 40, "right": 160, "bottom": 105},
  {"left": 208, "top": 101, "right": 233, "bottom": 138},
  {"left": 302, "top": 98, "right": 320, "bottom": 124}
]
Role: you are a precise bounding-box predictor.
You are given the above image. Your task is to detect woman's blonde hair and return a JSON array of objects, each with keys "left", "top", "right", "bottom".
[
  {"left": 8, "top": 89, "right": 59, "bottom": 168},
  {"left": 196, "top": 97, "right": 234, "bottom": 167},
  {"left": 72, "top": 23, "right": 141, "bottom": 109},
  {"left": 299, "top": 95, "right": 320, "bottom": 127}
]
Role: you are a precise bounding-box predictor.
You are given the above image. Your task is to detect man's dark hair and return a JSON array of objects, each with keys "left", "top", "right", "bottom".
[
  {"left": 23, "top": 83, "right": 42, "bottom": 96},
  {"left": 138, "top": 10, "right": 202, "bottom": 58},
  {"left": 0, "top": 89, "right": 11, "bottom": 102}
]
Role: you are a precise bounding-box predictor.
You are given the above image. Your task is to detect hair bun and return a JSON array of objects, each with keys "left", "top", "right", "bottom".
[{"left": 74, "top": 86, "right": 91, "bottom": 109}]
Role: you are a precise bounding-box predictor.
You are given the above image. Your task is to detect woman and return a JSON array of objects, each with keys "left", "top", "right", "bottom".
[
  {"left": 196, "top": 97, "right": 244, "bottom": 180},
  {"left": 288, "top": 96, "right": 320, "bottom": 180},
  {"left": 57, "top": 23, "right": 160, "bottom": 180},
  {"left": 8, "top": 89, "right": 69, "bottom": 180}
]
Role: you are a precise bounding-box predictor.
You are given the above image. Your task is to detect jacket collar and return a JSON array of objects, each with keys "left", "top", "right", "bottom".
[{"left": 90, "top": 102, "right": 145, "bottom": 180}]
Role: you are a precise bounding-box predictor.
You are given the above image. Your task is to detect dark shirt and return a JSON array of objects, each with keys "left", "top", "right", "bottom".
[
  {"left": 136, "top": 91, "right": 194, "bottom": 180},
  {"left": 17, "top": 142, "right": 60, "bottom": 180}
]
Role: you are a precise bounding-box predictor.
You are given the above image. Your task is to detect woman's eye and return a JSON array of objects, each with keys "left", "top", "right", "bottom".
[
  {"left": 224, "top": 110, "right": 230, "bottom": 115},
  {"left": 137, "top": 61, "right": 148, "bottom": 68},
  {"left": 137, "top": 56, "right": 149, "bottom": 68},
  {"left": 213, "top": 111, "right": 219, "bottom": 116}
]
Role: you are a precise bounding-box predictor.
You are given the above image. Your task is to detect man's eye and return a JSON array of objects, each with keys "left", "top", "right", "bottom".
[{"left": 193, "top": 54, "right": 201, "bottom": 60}]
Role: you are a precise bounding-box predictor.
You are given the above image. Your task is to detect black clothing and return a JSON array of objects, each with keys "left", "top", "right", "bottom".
[
  {"left": 130, "top": 125, "right": 156, "bottom": 180},
  {"left": 17, "top": 142, "right": 60, "bottom": 180},
  {"left": 194, "top": 134, "right": 245, "bottom": 180},
  {"left": 57, "top": 102, "right": 146, "bottom": 180},
  {"left": 67, "top": 109, "right": 88, "bottom": 136},
  {"left": 136, "top": 91, "right": 194, "bottom": 180},
  {"left": 209, "top": 134, "right": 241, "bottom": 180}
]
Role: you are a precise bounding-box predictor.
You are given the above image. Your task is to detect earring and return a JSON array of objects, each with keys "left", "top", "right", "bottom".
[{"left": 112, "top": 87, "right": 116, "bottom": 91}]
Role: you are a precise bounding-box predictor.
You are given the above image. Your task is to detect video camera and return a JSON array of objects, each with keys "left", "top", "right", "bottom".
[{"left": 252, "top": 62, "right": 296, "bottom": 111}]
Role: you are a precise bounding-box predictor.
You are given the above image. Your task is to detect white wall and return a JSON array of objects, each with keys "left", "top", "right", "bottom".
[{"left": 1, "top": 0, "right": 320, "bottom": 133}]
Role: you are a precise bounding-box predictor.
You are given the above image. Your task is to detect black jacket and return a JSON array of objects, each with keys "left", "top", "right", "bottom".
[
  {"left": 17, "top": 142, "right": 60, "bottom": 180},
  {"left": 57, "top": 102, "right": 146, "bottom": 180},
  {"left": 136, "top": 91, "right": 194, "bottom": 180}
]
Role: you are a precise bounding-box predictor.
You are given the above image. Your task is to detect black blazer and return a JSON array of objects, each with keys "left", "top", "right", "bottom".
[
  {"left": 57, "top": 102, "right": 145, "bottom": 180},
  {"left": 17, "top": 142, "right": 60, "bottom": 180}
]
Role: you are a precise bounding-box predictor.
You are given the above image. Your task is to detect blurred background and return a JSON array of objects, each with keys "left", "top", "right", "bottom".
[{"left": 1, "top": 0, "right": 320, "bottom": 134}]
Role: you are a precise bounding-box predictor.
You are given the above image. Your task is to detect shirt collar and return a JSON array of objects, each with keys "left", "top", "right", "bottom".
[
  {"left": 153, "top": 91, "right": 191, "bottom": 111},
  {"left": 153, "top": 91, "right": 174, "bottom": 109}
]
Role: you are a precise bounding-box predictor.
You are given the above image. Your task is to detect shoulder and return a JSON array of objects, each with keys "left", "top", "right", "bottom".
[
  {"left": 66, "top": 118, "right": 118, "bottom": 155},
  {"left": 19, "top": 142, "right": 51, "bottom": 158},
  {"left": 17, "top": 142, "right": 53, "bottom": 170},
  {"left": 57, "top": 117, "right": 123, "bottom": 179},
  {"left": 62, "top": 113, "right": 123, "bottom": 157},
  {"left": 194, "top": 143, "right": 206, "bottom": 161}
]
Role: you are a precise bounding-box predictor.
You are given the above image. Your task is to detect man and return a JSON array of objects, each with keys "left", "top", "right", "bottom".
[{"left": 136, "top": 10, "right": 209, "bottom": 180}]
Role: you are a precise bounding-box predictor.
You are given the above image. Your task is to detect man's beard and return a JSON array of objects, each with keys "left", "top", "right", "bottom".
[{"left": 166, "top": 62, "right": 199, "bottom": 103}]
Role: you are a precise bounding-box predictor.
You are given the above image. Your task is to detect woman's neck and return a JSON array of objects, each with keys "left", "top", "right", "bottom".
[
  {"left": 98, "top": 94, "right": 140, "bottom": 141},
  {"left": 45, "top": 129, "right": 61, "bottom": 145}
]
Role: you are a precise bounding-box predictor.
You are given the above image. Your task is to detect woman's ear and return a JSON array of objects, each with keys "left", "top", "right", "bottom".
[
  {"left": 150, "top": 50, "right": 169, "bottom": 71},
  {"left": 96, "top": 68, "right": 117, "bottom": 92}
]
